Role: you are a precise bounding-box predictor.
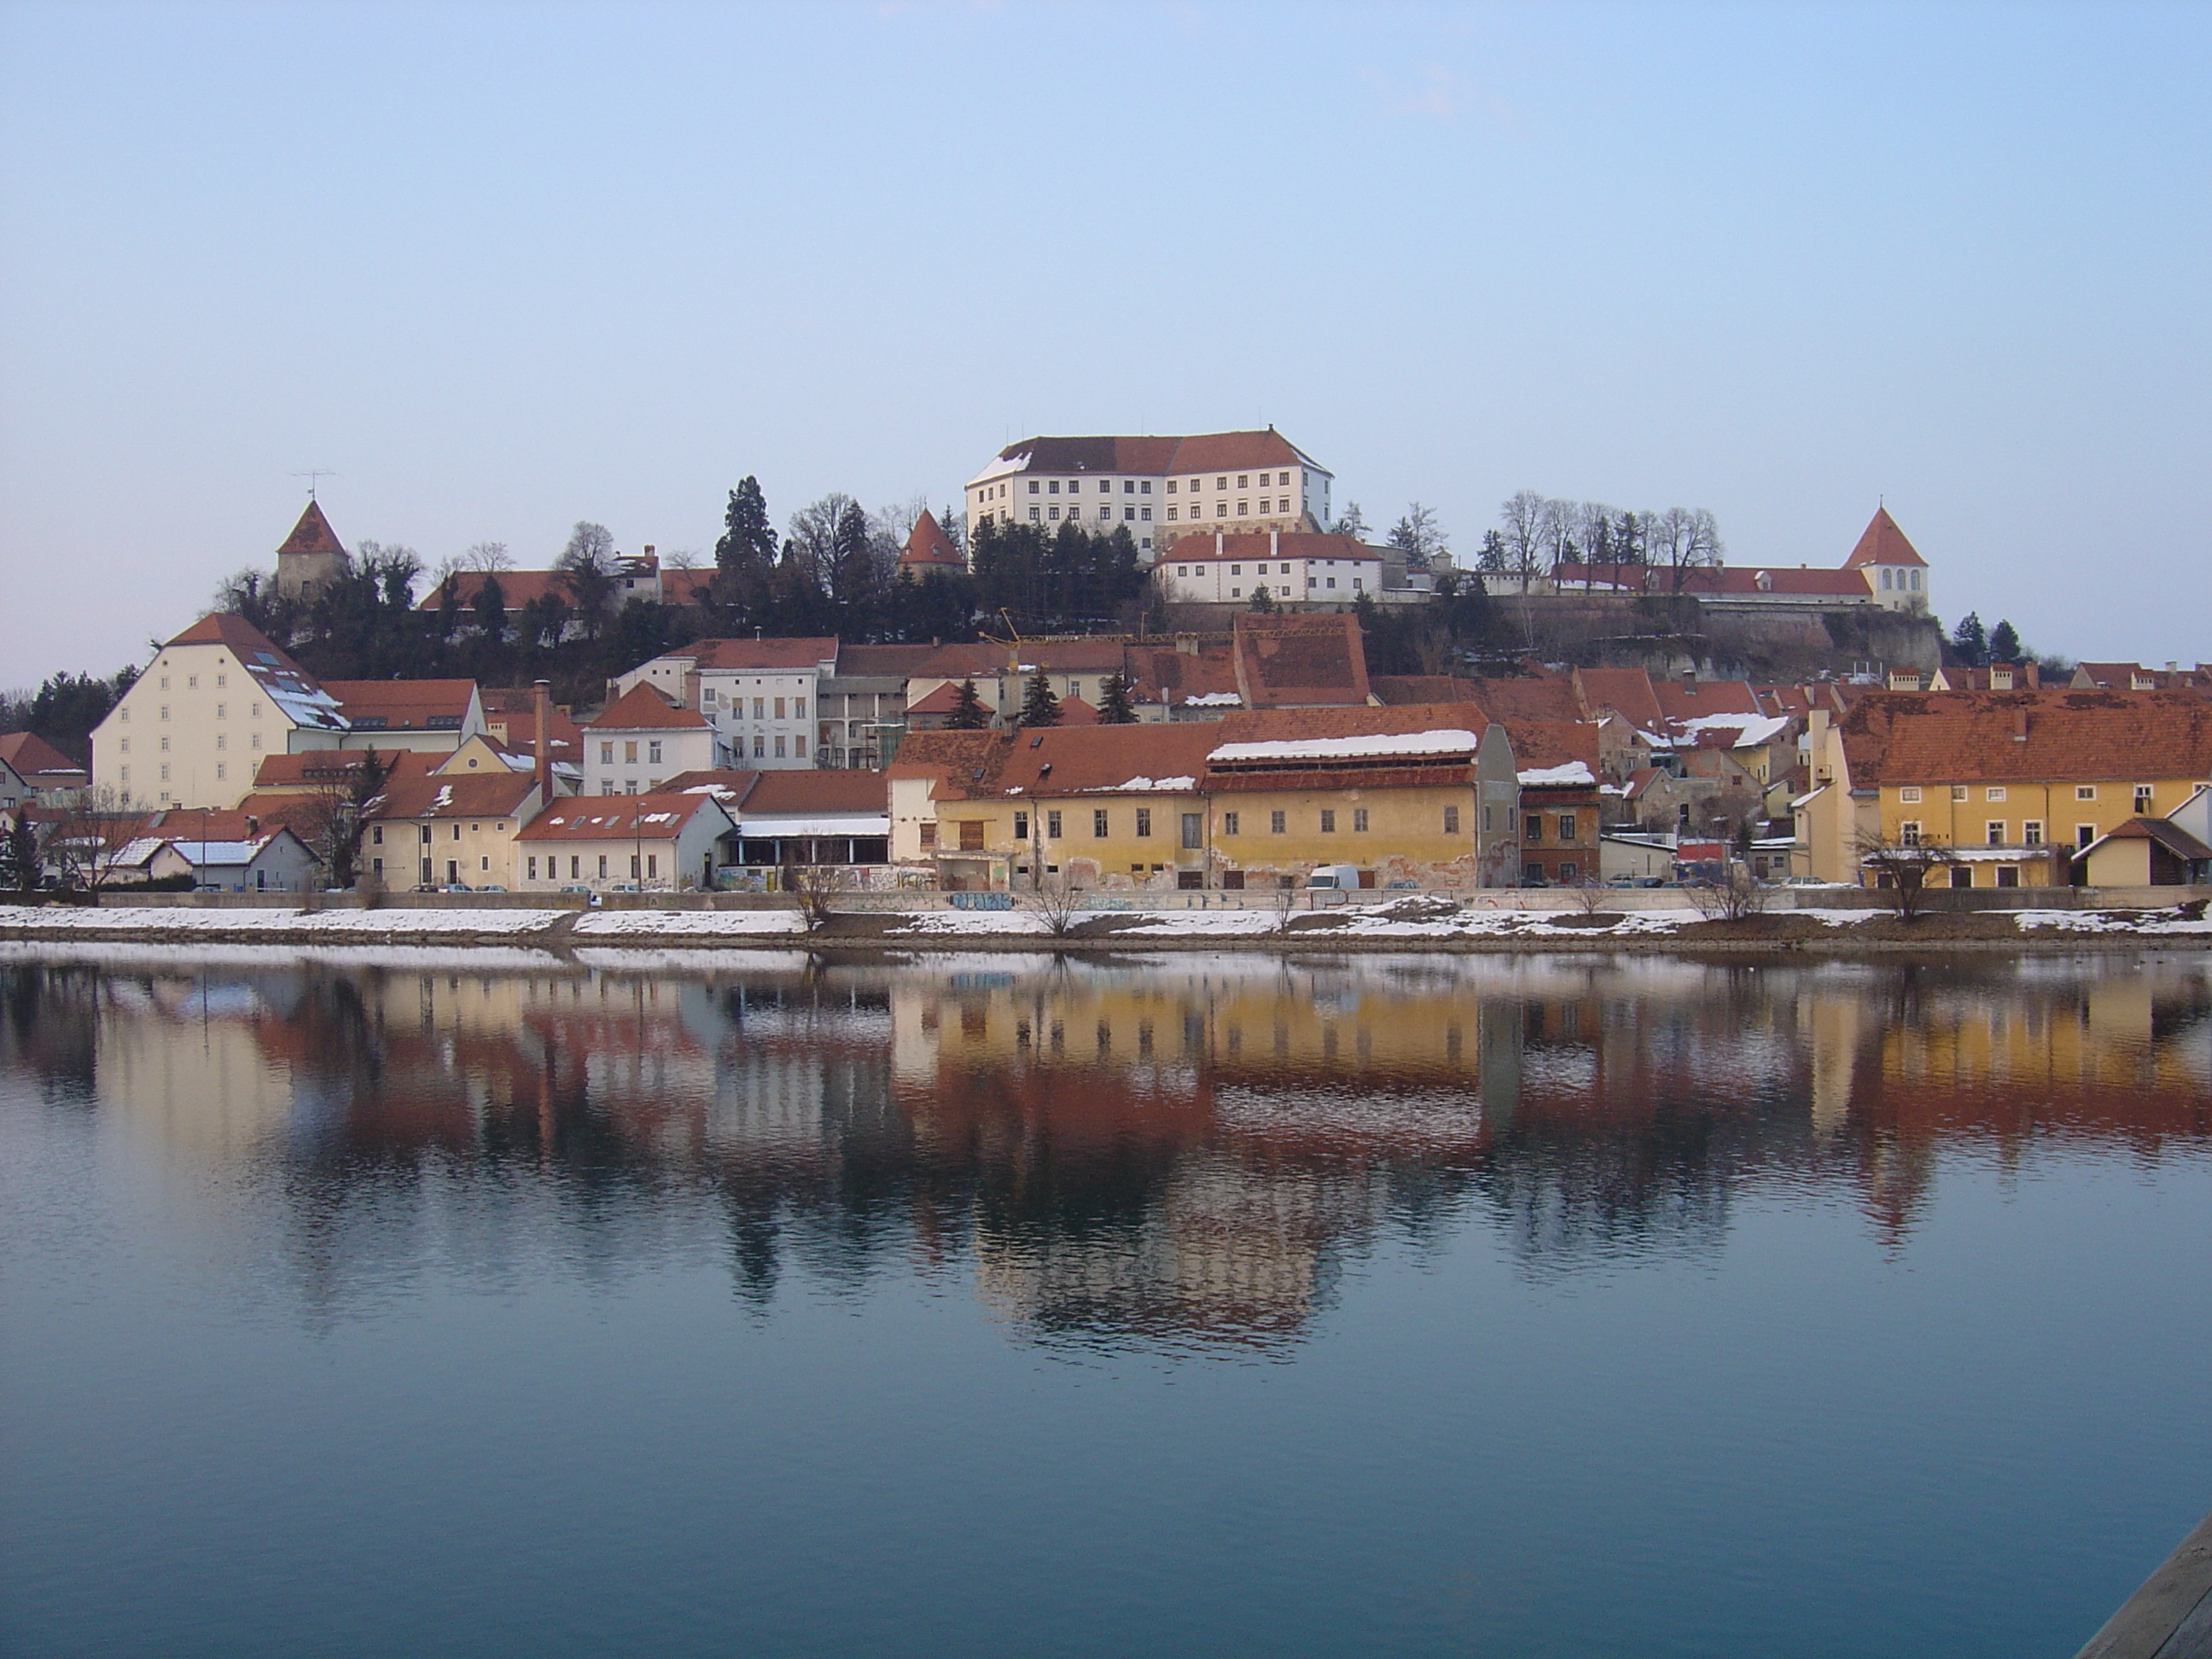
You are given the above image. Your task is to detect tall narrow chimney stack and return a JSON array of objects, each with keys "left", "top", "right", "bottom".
[{"left": 533, "top": 679, "right": 552, "bottom": 798}]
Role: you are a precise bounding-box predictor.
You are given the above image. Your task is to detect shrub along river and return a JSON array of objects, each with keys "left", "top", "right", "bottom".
[{"left": 2, "top": 945, "right": 2209, "bottom": 1658}]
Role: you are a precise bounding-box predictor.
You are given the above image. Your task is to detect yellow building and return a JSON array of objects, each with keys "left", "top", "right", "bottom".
[
  {"left": 888, "top": 706, "right": 1522, "bottom": 890},
  {"left": 364, "top": 770, "right": 547, "bottom": 890},
  {"left": 1796, "top": 690, "right": 2212, "bottom": 887}
]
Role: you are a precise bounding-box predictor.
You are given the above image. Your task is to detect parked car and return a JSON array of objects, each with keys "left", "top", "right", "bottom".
[
  {"left": 475, "top": 884, "right": 508, "bottom": 893},
  {"left": 439, "top": 883, "right": 473, "bottom": 894},
  {"left": 1304, "top": 864, "right": 1360, "bottom": 890}
]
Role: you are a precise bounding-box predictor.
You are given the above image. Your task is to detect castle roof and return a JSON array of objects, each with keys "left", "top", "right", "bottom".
[
  {"left": 1842, "top": 505, "right": 1928, "bottom": 569},
  {"left": 899, "top": 509, "right": 963, "bottom": 568},
  {"left": 276, "top": 498, "right": 346, "bottom": 557}
]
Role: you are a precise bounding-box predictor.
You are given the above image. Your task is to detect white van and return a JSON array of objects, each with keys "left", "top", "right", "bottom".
[{"left": 1304, "top": 863, "right": 1361, "bottom": 890}]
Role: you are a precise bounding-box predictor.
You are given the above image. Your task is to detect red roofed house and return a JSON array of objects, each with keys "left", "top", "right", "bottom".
[
  {"left": 275, "top": 498, "right": 351, "bottom": 602},
  {"left": 1551, "top": 505, "right": 1930, "bottom": 616},
  {"left": 0, "top": 731, "right": 90, "bottom": 805},
  {"left": 614, "top": 637, "right": 839, "bottom": 769},
  {"left": 585, "top": 683, "right": 725, "bottom": 795},
  {"left": 362, "top": 770, "right": 552, "bottom": 889},
  {"left": 966, "top": 428, "right": 1331, "bottom": 559},
  {"left": 515, "top": 792, "right": 736, "bottom": 894}
]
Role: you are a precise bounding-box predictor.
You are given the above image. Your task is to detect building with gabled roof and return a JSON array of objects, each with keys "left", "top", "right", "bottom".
[
  {"left": 362, "top": 770, "right": 550, "bottom": 890},
  {"left": 515, "top": 791, "right": 734, "bottom": 893},
  {"left": 585, "top": 683, "right": 723, "bottom": 795},
  {"left": 0, "top": 731, "right": 90, "bottom": 803},
  {"left": 2075, "top": 817, "right": 2212, "bottom": 888},
  {"left": 967, "top": 428, "right": 1331, "bottom": 557},
  {"left": 318, "top": 680, "right": 486, "bottom": 750},
  {"left": 614, "top": 637, "right": 839, "bottom": 769},
  {"left": 275, "top": 498, "right": 350, "bottom": 602},
  {"left": 1231, "top": 612, "right": 1373, "bottom": 709},
  {"left": 1155, "top": 531, "right": 1382, "bottom": 608}
]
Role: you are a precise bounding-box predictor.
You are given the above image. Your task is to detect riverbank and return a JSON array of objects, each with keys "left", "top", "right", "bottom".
[{"left": 3, "top": 898, "right": 2207, "bottom": 953}]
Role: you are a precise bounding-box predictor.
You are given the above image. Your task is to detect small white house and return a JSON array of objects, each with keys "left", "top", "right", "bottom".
[
  {"left": 1153, "top": 531, "right": 1382, "bottom": 608},
  {"left": 585, "top": 683, "right": 724, "bottom": 795},
  {"left": 166, "top": 828, "right": 321, "bottom": 892}
]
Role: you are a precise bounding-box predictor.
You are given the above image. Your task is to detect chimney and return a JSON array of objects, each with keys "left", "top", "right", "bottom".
[
  {"left": 1175, "top": 632, "right": 1199, "bottom": 657},
  {"left": 533, "top": 678, "right": 552, "bottom": 798},
  {"left": 1270, "top": 529, "right": 1279, "bottom": 558},
  {"left": 1215, "top": 532, "right": 1223, "bottom": 556},
  {"left": 245, "top": 815, "right": 258, "bottom": 835},
  {"left": 2013, "top": 710, "right": 2029, "bottom": 743},
  {"left": 1682, "top": 667, "right": 1698, "bottom": 693}
]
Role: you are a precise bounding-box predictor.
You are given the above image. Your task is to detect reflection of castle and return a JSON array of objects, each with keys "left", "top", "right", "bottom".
[{"left": 4, "top": 947, "right": 2205, "bottom": 1345}]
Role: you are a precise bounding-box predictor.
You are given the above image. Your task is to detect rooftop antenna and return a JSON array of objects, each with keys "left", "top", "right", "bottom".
[{"left": 293, "top": 469, "right": 337, "bottom": 500}]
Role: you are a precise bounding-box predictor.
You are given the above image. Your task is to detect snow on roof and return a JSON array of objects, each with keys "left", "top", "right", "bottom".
[
  {"left": 1208, "top": 729, "right": 1481, "bottom": 765},
  {"left": 1108, "top": 775, "right": 1196, "bottom": 793},
  {"left": 1516, "top": 761, "right": 1597, "bottom": 786},
  {"left": 1183, "top": 691, "right": 1242, "bottom": 707},
  {"left": 735, "top": 814, "right": 890, "bottom": 837},
  {"left": 1673, "top": 712, "right": 1793, "bottom": 746}
]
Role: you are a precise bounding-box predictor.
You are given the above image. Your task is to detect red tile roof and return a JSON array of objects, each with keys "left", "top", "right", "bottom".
[
  {"left": 740, "top": 769, "right": 890, "bottom": 814},
  {"left": 0, "top": 731, "right": 86, "bottom": 779},
  {"left": 899, "top": 509, "right": 963, "bottom": 568},
  {"left": 1158, "top": 531, "right": 1375, "bottom": 568},
  {"left": 1469, "top": 672, "right": 1583, "bottom": 725},
  {"left": 1016, "top": 639, "right": 1128, "bottom": 672},
  {"left": 590, "top": 682, "right": 708, "bottom": 731},
  {"left": 1369, "top": 675, "right": 1479, "bottom": 707},
  {"left": 1651, "top": 676, "right": 1764, "bottom": 723},
  {"left": 1499, "top": 719, "right": 1602, "bottom": 778},
  {"left": 1056, "top": 696, "right": 1101, "bottom": 726},
  {"left": 1841, "top": 690, "right": 2212, "bottom": 788},
  {"left": 1202, "top": 703, "right": 1488, "bottom": 791},
  {"left": 987, "top": 429, "right": 1324, "bottom": 480},
  {"left": 884, "top": 731, "right": 1010, "bottom": 799},
  {"left": 367, "top": 771, "right": 539, "bottom": 822},
  {"left": 993, "top": 720, "right": 1222, "bottom": 796},
  {"left": 679, "top": 637, "right": 841, "bottom": 672},
  {"left": 516, "top": 793, "right": 729, "bottom": 841},
  {"left": 276, "top": 499, "right": 346, "bottom": 556},
  {"left": 657, "top": 769, "right": 760, "bottom": 805},
  {"left": 905, "top": 681, "right": 974, "bottom": 717},
  {"left": 322, "top": 679, "right": 478, "bottom": 731},
  {"left": 1841, "top": 505, "right": 1928, "bottom": 569},
  {"left": 1552, "top": 562, "right": 1875, "bottom": 597},
  {"left": 249, "top": 749, "right": 437, "bottom": 790},
  {"left": 1232, "top": 612, "right": 1371, "bottom": 708},
  {"left": 1125, "top": 640, "right": 1240, "bottom": 707}
]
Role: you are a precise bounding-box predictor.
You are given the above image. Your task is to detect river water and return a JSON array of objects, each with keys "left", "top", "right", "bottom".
[{"left": 2, "top": 945, "right": 2209, "bottom": 1658}]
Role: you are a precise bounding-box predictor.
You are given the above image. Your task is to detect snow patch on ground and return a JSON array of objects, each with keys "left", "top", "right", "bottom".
[
  {"left": 572, "top": 910, "right": 805, "bottom": 936},
  {"left": 2016, "top": 908, "right": 2212, "bottom": 934}
]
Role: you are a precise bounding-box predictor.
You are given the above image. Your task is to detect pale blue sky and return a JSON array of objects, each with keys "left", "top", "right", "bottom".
[{"left": 3, "top": 1, "right": 2205, "bottom": 683}]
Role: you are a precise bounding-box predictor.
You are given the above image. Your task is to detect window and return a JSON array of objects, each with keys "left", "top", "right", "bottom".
[
  {"left": 1882, "top": 568, "right": 1894, "bottom": 590},
  {"left": 216, "top": 673, "right": 227, "bottom": 689},
  {"left": 1899, "top": 821, "right": 1922, "bottom": 846},
  {"left": 570, "top": 856, "right": 581, "bottom": 879},
  {"left": 1996, "top": 866, "right": 2020, "bottom": 888},
  {"left": 1086, "top": 808, "right": 1107, "bottom": 837},
  {"left": 1141, "top": 508, "right": 1151, "bottom": 521},
  {"left": 160, "top": 705, "right": 170, "bottom": 721},
  {"left": 1558, "top": 862, "right": 1578, "bottom": 883},
  {"left": 624, "top": 740, "right": 638, "bottom": 763},
  {"left": 1167, "top": 508, "right": 1179, "bottom": 521},
  {"left": 1524, "top": 813, "right": 1542, "bottom": 842},
  {"left": 1988, "top": 821, "right": 2006, "bottom": 845},
  {"left": 1049, "top": 480, "right": 1060, "bottom": 494},
  {"left": 528, "top": 857, "right": 537, "bottom": 881},
  {"left": 774, "top": 736, "right": 787, "bottom": 758},
  {"left": 1444, "top": 805, "right": 1460, "bottom": 834},
  {"left": 1319, "top": 809, "right": 1336, "bottom": 833},
  {"left": 249, "top": 733, "right": 260, "bottom": 750},
  {"left": 1951, "top": 785, "right": 1968, "bottom": 801},
  {"left": 919, "top": 822, "right": 937, "bottom": 849},
  {"left": 215, "top": 703, "right": 226, "bottom": 719},
  {"left": 1141, "top": 481, "right": 1150, "bottom": 494},
  {"left": 2023, "top": 820, "right": 2044, "bottom": 845},
  {"left": 1181, "top": 813, "right": 1202, "bottom": 849},
  {"left": 753, "top": 697, "right": 765, "bottom": 719},
  {"left": 1278, "top": 563, "right": 1289, "bottom": 574},
  {"left": 1049, "top": 506, "right": 1060, "bottom": 521},
  {"left": 1900, "top": 786, "right": 1922, "bottom": 804},
  {"left": 1230, "top": 565, "right": 1242, "bottom": 576},
  {"left": 753, "top": 736, "right": 765, "bottom": 758},
  {"left": 1029, "top": 508, "right": 1040, "bottom": 522},
  {"left": 1911, "top": 570, "right": 1921, "bottom": 591},
  {"left": 1167, "top": 480, "right": 1178, "bottom": 493},
  {"left": 1046, "top": 810, "right": 1062, "bottom": 838},
  {"left": 601, "top": 742, "right": 614, "bottom": 764},
  {"left": 1013, "top": 811, "right": 1028, "bottom": 841},
  {"left": 1352, "top": 579, "right": 1363, "bottom": 591},
  {"left": 1222, "top": 811, "right": 1239, "bottom": 835},
  {"left": 956, "top": 820, "right": 984, "bottom": 851},
  {"left": 1270, "top": 810, "right": 1286, "bottom": 834},
  {"left": 1353, "top": 808, "right": 1368, "bottom": 832},
  {"left": 1237, "top": 474, "right": 1249, "bottom": 488},
  {"left": 1557, "top": 813, "right": 1578, "bottom": 843},
  {"left": 2075, "top": 784, "right": 2096, "bottom": 801},
  {"left": 214, "top": 763, "right": 225, "bottom": 781},
  {"left": 2135, "top": 786, "right": 2154, "bottom": 814},
  {"left": 2076, "top": 824, "right": 2098, "bottom": 849},
  {"left": 1237, "top": 501, "right": 1249, "bottom": 515},
  {"left": 648, "top": 741, "right": 661, "bottom": 764},
  {"left": 1216, "top": 476, "right": 1226, "bottom": 491},
  {"left": 794, "top": 734, "right": 806, "bottom": 757},
  {"left": 1135, "top": 809, "right": 1152, "bottom": 837},
  {"left": 160, "top": 736, "right": 169, "bottom": 752},
  {"left": 1987, "top": 786, "right": 2006, "bottom": 801},
  {"left": 1028, "top": 480, "right": 1039, "bottom": 493},
  {"left": 188, "top": 675, "right": 198, "bottom": 689}
]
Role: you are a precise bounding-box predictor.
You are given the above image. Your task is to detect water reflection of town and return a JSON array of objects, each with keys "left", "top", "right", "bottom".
[{"left": 4, "top": 948, "right": 2209, "bottom": 1349}]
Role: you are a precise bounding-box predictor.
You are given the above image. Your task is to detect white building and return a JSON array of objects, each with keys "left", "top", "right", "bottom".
[
  {"left": 965, "top": 429, "right": 1332, "bottom": 560},
  {"left": 1153, "top": 532, "right": 1383, "bottom": 607},
  {"left": 515, "top": 792, "right": 736, "bottom": 894},
  {"left": 585, "top": 684, "right": 725, "bottom": 794},
  {"left": 615, "top": 637, "right": 837, "bottom": 770}
]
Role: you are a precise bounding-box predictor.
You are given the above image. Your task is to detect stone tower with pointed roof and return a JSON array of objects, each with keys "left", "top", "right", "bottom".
[
  {"left": 898, "top": 509, "right": 965, "bottom": 574},
  {"left": 276, "top": 498, "right": 351, "bottom": 602},
  {"left": 1841, "top": 505, "right": 1930, "bottom": 616}
]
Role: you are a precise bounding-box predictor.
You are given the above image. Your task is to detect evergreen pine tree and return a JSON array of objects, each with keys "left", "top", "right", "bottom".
[
  {"left": 2, "top": 817, "right": 41, "bottom": 891},
  {"left": 1016, "top": 665, "right": 1062, "bottom": 728},
  {"left": 1988, "top": 619, "right": 2022, "bottom": 664},
  {"left": 1097, "top": 670, "right": 1138, "bottom": 724},
  {"left": 1950, "top": 611, "right": 1988, "bottom": 668},
  {"left": 945, "top": 678, "right": 991, "bottom": 730},
  {"left": 1249, "top": 583, "right": 1277, "bottom": 613}
]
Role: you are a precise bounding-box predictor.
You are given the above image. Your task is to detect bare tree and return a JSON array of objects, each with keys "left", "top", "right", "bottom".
[
  {"left": 1687, "top": 865, "right": 1768, "bottom": 923},
  {"left": 1537, "top": 498, "right": 1580, "bottom": 571},
  {"left": 1028, "top": 872, "right": 1084, "bottom": 937},
  {"left": 1330, "top": 502, "right": 1371, "bottom": 539},
  {"left": 556, "top": 521, "right": 618, "bottom": 628},
  {"left": 464, "top": 541, "right": 514, "bottom": 573},
  {"left": 1855, "top": 829, "right": 1960, "bottom": 923},
  {"left": 1567, "top": 876, "right": 1610, "bottom": 917},
  {"left": 783, "top": 859, "right": 841, "bottom": 931},
  {"left": 50, "top": 785, "right": 147, "bottom": 892},
  {"left": 1498, "top": 491, "right": 1547, "bottom": 592},
  {"left": 1387, "top": 503, "right": 1449, "bottom": 572},
  {"left": 660, "top": 546, "right": 702, "bottom": 571},
  {"left": 1652, "top": 507, "right": 1725, "bottom": 592}
]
